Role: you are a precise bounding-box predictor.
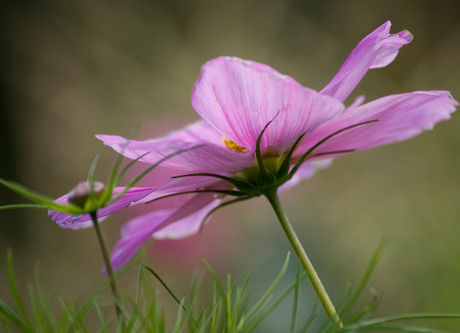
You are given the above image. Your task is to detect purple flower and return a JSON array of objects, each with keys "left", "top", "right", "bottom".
[{"left": 51, "top": 21, "right": 457, "bottom": 272}]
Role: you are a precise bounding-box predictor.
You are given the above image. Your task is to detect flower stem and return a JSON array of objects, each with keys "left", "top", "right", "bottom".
[
  {"left": 89, "top": 211, "right": 123, "bottom": 324},
  {"left": 264, "top": 190, "right": 343, "bottom": 329}
]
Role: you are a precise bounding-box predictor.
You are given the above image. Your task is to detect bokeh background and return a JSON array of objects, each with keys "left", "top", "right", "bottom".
[{"left": 1, "top": 0, "right": 460, "bottom": 331}]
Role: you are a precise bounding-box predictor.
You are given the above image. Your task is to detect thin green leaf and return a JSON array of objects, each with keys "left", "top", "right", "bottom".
[
  {"left": 86, "top": 155, "right": 100, "bottom": 184},
  {"left": 59, "top": 298, "right": 78, "bottom": 332},
  {"left": 344, "top": 314, "right": 460, "bottom": 331},
  {"left": 28, "top": 284, "right": 46, "bottom": 332},
  {"left": 244, "top": 270, "right": 308, "bottom": 333},
  {"left": 6, "top": 250, "right": 32, "bottom": 330},
  {"left": 172, "top": 299, "right": 187, "bottom": 332},
  {"left": 245, "top": 252, "right": 290, "bottom": 320},
  {"left": 92, "top": 297, "right": 108, "bottom": 333},
  {"left": 299, "top": 306, "right": 319, "bottom": 333},
  {"left": 345, "top": 291, "right": 380, "bottom": 324},
  {"left": 202, "top": 260, "right": 226, "bottom": 297},
  {"left": 34, "top": 265, "right": 59, "bottom": 329},
  {"left": 341, "top": 238, "right": 388, "bottom": 319},
  {"left": 208, "top": 280, "right": 223, "bottom": 332},
  {"left": 348, "top": 323, "right": 449, "bottom": 333},
  {"left": 0, "top": 300, "right": 29, "bottom": 331},
  {"left": 290, "top": 261, "right": 301, "bottom": 333},
  {"left": 225, "top": 276, "right": 234, "bottom": 332},
  {"left": 0, "top": 204, "right": 47, "bottom": 211},
  {"left": 137, "top": 264, "right": 199, "bottom": 328},
  {"left": 0, "top": 178, "right": 82, "bottom": 214},
  {"left": 235, "top": 273, "right": 251, "bottom": 331}
]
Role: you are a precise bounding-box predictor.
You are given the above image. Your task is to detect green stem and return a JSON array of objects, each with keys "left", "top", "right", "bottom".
[
  {"left": 90, "top": 211, "right": 123, "bottom": 325},
  {"left": 264, "top": 190, "right": 343, "bottom": 330}
]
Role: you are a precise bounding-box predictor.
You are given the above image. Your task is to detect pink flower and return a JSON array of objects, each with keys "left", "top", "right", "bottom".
[{"left": 51, "top": 21, "right": 457, "bottom": 272}]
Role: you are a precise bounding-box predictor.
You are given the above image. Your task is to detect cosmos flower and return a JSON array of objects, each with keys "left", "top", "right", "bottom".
[{"left": 51, "top": 21, "right": 457, "bottom": 271}]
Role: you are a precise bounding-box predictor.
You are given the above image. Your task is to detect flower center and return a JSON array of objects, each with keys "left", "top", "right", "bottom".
[{"left": 222, "top": 137, "right": 248, "bottom": 153}]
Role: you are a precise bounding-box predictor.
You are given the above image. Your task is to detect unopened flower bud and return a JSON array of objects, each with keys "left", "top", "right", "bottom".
[{"left": 68, "top": 181, "right": 105, "bottom": 208}]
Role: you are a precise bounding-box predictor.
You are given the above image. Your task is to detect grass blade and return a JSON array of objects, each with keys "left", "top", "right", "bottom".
[
  {"left": 340, "top": 238, "right": 388, "bottom": 319},
  {"left": 0, "top": 300, "right": 29, "bottom": 331},
  {"left": 0, "top": 178, "right": 81, "bottom": 214},
  {"left": 6, "top": 250, "right": 32, "bottom": 330},
  {"left": 290, "top": 261, "right": 301, "bottom": 333},
  {"left": 245, "top": 252, "right": 290, "bottom": 321},
  {"left": 136, "top": 264, "right": 198, "bottom": 328}
]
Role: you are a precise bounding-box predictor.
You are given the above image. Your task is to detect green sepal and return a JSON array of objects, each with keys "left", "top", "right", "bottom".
[
  {"left": 255, "top": 119, "right": 273, "bottom": 184},
  {"left": 257, "top": 167, "right": 277, "bottom": 188},
  {"left": 276, "top": 131, "right": 308, "bottom": 182}
]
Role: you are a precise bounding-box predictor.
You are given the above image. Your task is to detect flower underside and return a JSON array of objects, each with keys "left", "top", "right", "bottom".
[{"left": 174, "top": 119, "right": 376, "bottom": 201}]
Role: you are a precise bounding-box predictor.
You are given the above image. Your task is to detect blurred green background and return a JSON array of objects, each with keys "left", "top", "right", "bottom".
[{"left": 1, "top": 0, "right": 460, "bottom": 331}]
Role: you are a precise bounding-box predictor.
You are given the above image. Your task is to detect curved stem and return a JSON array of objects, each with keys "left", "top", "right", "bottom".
[
  {"left": 90, "top": 211, "right": 123, "bottom": 325},
  {"left": 264, "top": 190, "right": 343, "bottom": 329}
]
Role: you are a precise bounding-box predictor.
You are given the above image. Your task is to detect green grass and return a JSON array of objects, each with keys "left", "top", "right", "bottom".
[{"left": 1, "top": 248, "right": 459, "bottom": 332}]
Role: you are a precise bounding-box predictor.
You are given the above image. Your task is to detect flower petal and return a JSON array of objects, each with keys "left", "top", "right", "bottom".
[
  {"left": 49, "top": 187, "right": 155, "bottom": 229},
  {"left": 104, "top": 210, "right": 171, "bottom": 274},
  {"left": 96, "top": 124, "right": 255, "bottom": 173},
  {"left": 138, "top": 176, "right": 231, "bottom": 208},
  {"left": 106, "top": 193, "right": 221, "bottom": 273},
  {"left": 192, "top": 56, "right": 344, "bottom": 154},
  {"left": 301, "top": 91, "right": 457, "bottom": 156},
  {"left": 156, "top": 119, "right": 223, "bottom": 144},
  {"left": 321, "top": 21, "right": 413, "bottom": 102}
]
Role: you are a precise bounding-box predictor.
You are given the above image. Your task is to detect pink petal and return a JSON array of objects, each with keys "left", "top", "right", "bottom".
[
  {"left": 152, "top": 198, "right": 221, "bottom": 239},
  {"left": 321, "top": 21, "right": 413, "bottom": 102},
  {"left": 300, "top": 91, "right": 457, "bottom": 156},
  {"left": 96, "top": 126, "right": 255, "bottom": 173},
  {"left": 106, "top": 193, "right": 221, "bottom": 273},
  {"left": 49, "top": 187, "right": 156, "bottom": 229},
  {"left": 161, "top": 119, "right": 223, "bottom": 143},
  {"left": 137, "top": 176, "right": 231, "bottom": 206},
  {"left": 105, "top": 210, "right": 171, "bottom": 274},
  {"left": 191, "top": 56, "right": 344, "bottom": 154}
]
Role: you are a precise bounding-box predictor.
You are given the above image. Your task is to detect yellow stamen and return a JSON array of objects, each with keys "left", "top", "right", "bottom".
[{"left": 222, "top": 137, "right": 248, "bottom": 153}]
